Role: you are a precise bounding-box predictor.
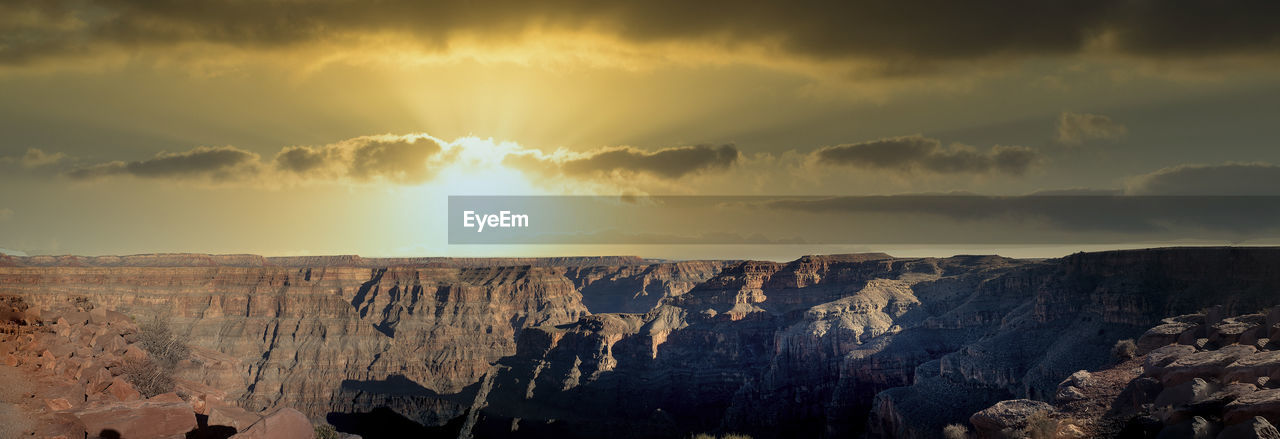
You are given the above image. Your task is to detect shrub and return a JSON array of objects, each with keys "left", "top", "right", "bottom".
[
  {"left": 122, "top": 316, "right": 189, "bottom": 397},
  {"left": 1112, "top": 338, "right": 1137, "bottom": 361},
  {"left": 943, "top": 423, "right": 969, "bottom": 439},
  {"left": 120, "top": 357, "right": 175, "bottom": 397},
  {"left": 137, "top": 317, "right": 191, "bottom": 369},
  {"left": 1026, "top": 410, "right": 1058, "bottom": 439},
  {"left": 315, "top": 424, "right": 342, "bottom": 439}
]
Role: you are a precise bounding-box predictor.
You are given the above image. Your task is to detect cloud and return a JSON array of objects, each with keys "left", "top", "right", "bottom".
[
  {"left": 274, "top": 134, "right": 447, "bottom": 183},
  {"left": 65, "top": 146, "right": 260, "bottom": 181},
  {"left": 508, "top": 144, "right": 739, "bottom": 180},
  {"left": 63, "top": 134, "right": 450, "bottom": 184},
  {"left": 812, "top": 135, "right": 1038, "bottom": 175},
  {"left": 3, "top": 1, "right": 1280, "bottom": 72},
  {"left": 19, "top": 148, "right": 65, "bottom": 167},
  {"left": 1125, "top": 162, "right": 1280, "bottom": 195},
  {"left": 1057, "top": 112, "right": 1126, "bottom": 145}
]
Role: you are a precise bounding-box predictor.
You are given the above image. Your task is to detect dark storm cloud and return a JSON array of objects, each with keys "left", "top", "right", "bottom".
[
  {"left": 509, "top": 144, "right": 739, "bottom": 180},
  {"left": 1125, "top": 163, "right": 1280, "bottom": 195},
  {"left": 64, "top": 146, "right": 259, "bottom": 181},
  {"left": 813, "top": 136, "right": 1038, "bottom": 175},
  {"left": 3, "top": 1, "right": 1280, "bottom": 68}
]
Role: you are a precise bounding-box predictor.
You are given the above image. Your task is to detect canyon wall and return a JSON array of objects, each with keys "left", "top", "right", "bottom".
[
  {"left": 4, "top": 248, "right": 1280, "bottom": 438},
  {"left": 0, "top": 256, "right": 728, "bottom": 433}
]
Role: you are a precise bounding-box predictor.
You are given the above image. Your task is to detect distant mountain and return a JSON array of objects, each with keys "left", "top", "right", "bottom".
[{"left": 0, "top": 247, "right": 26, "bottom": 256}]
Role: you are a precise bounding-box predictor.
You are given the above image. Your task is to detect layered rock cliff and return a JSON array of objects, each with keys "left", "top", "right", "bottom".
[
  {"left": 4, "top": 248, "right": 1279, "bottom": 438},
  {"left": 0, "top": 256, "right": 729, "bottom": 435}
]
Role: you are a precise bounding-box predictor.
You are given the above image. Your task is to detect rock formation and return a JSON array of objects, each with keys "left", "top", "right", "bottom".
[
  {"left": 3, "top": 248, "right": 1280, "bottom": 438},
  {"left": 964, "top": 306, "right": 1280, "bottom": 438}
]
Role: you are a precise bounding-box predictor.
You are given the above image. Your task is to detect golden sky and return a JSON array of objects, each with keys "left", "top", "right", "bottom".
[{"left": 2, "top": 0, "right": 1280, "bottom": 258}]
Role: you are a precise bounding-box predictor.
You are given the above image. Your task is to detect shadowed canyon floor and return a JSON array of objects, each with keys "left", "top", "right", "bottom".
[{"left": 3, "top": 248, "right": 1280, "bottom": 438}]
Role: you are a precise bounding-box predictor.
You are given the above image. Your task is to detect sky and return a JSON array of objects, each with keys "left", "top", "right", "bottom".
[{"left": 2, "top": 0, "right": 1280, "bottom": 259}]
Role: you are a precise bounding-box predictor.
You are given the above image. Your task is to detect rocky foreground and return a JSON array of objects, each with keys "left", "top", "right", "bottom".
[
  {"left": 0, "top": 298, "right": 318, "bottom": 439},
  {"left": 1, "top": 248, "right": 1279, "bottom": 438},
  {"left": 964, "top": 307, "right": 1280, "bottom": 439}
]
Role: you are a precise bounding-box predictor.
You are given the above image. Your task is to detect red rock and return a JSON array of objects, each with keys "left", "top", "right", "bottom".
[
  {"left": 228, "top": 407, "right": 314, "bottom": 439},
  {"left": 73, "top": 394, "right": 197, "bottom": 439},
  {"left": 83, "top": 366, "right": 114, "bottom": 393},
  {"left": 106, "top": 377, "right": 142, "bottom": 401},
  {"left": 45, "top": 397, "right": 75, "bottom": 411},
  {"left": 207, "top": 402, "right": 264, "bottom": 431},
  {"left": 34, "top": 412, "right": 88, "bottom": 439},
  {"left": 123, "top": 345, "right": 148, "bottom": 362},
  {"left": 92, "top": 333, "right": 127, "bottom": 354}
]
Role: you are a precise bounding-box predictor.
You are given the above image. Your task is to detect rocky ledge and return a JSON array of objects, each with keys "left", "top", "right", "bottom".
[
  {"left": 964, "top": 306, "right": 1280, "bottom": 439},
  {"left": 0, "top": 297, "right": 319, "bottom": 439}
]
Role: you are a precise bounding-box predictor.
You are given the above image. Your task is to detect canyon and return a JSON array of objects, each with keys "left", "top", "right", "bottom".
[{"left": 2, "top": 248, "right": 1279, "bottom": 438}]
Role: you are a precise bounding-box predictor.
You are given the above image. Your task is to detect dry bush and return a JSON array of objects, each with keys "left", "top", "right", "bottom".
[
  {"left": 1112, "top": 338, "right": 1137, "bottom": 361},
  {"left": 122, "top": 316, "right": 189, "bottom": 397},
  {"left": 138, "top": 316, "right": 190, "bottom": 369},
  {"left": 315, "top": 424, "right": 342, "bottom": 439},
  {"left": 943, "top": 423, "right": 969, "bottom": 439},
  {"left": 1026, "top": 410, "right": 1058, "bottom": 439},
  {"left": 121, "top": 357, "right": 175, "bottom": 397}
]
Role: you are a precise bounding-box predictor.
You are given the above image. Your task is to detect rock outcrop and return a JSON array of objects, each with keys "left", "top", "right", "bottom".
[
  {"left": 964, "top": 306, "right": 1280, "bottom": 438},
  {"left": 6, "top": 248, "right": 1280, "bottom": 438},
  {"left": 0, "top": 255, "right": 730, "bottom": 435}
]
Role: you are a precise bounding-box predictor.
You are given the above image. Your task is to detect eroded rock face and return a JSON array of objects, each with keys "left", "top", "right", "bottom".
[
  {"left": 0, "top": 256, "right": 729, "bottom": 429},
  {"left": 7, "top": 248, "right": 1280, "bottom": 438}
]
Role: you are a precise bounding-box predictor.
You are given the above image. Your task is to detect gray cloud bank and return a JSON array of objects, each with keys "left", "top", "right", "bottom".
[
  {"left": 1057, "top": 112, "right": 1127, "bottom": 145},
  {"left": 4, "top": 1, "right": 1280, "bottom": 68},
  {"left": 1126, "top": 163, "right": 1280, "bottom": 196},
  {"left": 506, "top": 144, "right": 739, "bottom": 180},
  {"left": 813, "top": 135, "right": 1037, "bottom": 175}
]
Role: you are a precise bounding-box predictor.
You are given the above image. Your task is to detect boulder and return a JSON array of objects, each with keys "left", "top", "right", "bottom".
[
  {"left": 1163, "top": 346, "right": 1257, "bottom": 386},
  {"left": 106, "top": 377, "right": 142, "bottom": 402},
  {"left": 91, "top": 334, "right": 127, "bottom": 355},
  {"left": 34, "top": 412, "right": 88, "bottom": 439},
  {"left": 88, "top": 368, "right": 114, "bottom": 394},
  {"left": 1145, "top": 345, "right": 1199, "bottom": 376},
  {"left": 969, "top": 399, "right": 1054, "bottom": 433},
  {"left": 1219, "top": 416, "right": 1280, "bottom": 439},
  {"left": 1227, "top": 352, "right": 1280, "bottom": 385},
  {"left": 1141, "top": 322, "right": 1196, "bottom": 354},
  {"left": 1214, "top": 319, "right": 1258, "bottom": 346},
  {"left": 229, "top": 407, "right": 314, "bottom": 439},
  {"left": 123, "top": 345, "right": 148, "bottom": 362},
  {"left": 1156, "top": 416, "right": 1218, "bottom": 439},
  {"left": 1225, "top": 389, "right": 1280, "bottom": 425},
  {"left": 207, "top": 403, "right": 264, "bottom": 431},
  {"left": 74, "top": 393, "right": 196, "bottom": 439},
  {"left": 1156, "top": 378, "right": 1216, "bottom": 407},
  {"left": 1057, "top": 386, "right": 1087, "bottom": 403}
]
